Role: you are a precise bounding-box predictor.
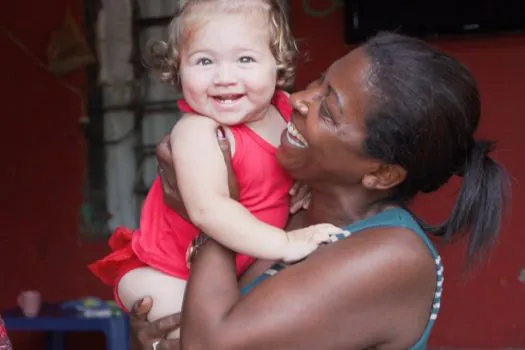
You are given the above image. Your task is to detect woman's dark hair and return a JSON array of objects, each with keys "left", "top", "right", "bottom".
[{"left": 362, "top": 32, "right": 510, "bottom": 262}]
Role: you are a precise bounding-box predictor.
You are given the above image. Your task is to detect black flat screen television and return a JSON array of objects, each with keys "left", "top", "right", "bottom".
[{"left": 344, "top": 0, "right": 525, "bottom": 43}]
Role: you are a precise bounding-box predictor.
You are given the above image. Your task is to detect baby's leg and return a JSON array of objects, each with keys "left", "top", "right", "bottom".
[{"left": 117, "top": 267, "right": 186, "bottom": 339}]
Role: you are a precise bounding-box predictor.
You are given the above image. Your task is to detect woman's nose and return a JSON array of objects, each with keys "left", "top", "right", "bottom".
[{"left": 290, "top": 89, "right": 316, "bottom": 115}]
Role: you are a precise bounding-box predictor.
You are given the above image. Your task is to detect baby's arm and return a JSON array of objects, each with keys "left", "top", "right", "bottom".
[{"left": 170, "top": 114, "right": 341, "bottom": 262}]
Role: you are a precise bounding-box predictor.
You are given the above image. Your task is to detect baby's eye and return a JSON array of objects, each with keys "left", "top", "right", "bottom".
[
  {"left": 239, "top": 56, "right": 255, "bottom": 64},
  {"left": 196, "top": 58, "right": 213, "bottom": 65}
]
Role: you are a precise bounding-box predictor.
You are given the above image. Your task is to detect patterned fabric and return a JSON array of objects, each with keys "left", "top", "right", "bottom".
[
  {"left": 0, "top": 315, "right": 13, "bottom": 350},
  {"left": 240, "top": 208, "right": 443, "bottom": 350}
]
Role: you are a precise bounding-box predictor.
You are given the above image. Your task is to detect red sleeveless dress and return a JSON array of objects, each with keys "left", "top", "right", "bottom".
[{"left": 89, "top": 90, "right": 293, "bottom": 307}]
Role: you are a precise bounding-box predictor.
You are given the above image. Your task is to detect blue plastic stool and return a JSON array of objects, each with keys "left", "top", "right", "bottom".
[{"left": 3, "top": 303, "right": 130, "bottom": 350}]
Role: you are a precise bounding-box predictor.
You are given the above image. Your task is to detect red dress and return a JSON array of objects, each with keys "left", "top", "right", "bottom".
[{"left": 89, "top": 90, "right": 293, "bottom": 308}]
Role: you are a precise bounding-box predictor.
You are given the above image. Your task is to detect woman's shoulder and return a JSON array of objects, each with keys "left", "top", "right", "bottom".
[
  {"left": 239, "top": 211, "right": 438, "bottom": 348},
  {"left": 342, "top": 208, "right": 439, "bottom": 262},
  {"left": 309, "top": 214, "right": 437, "bottom": 347},
  {"left": 329, "top": 220, "right": 436, "bottom": 280},
  {"left": 333, "top": 208, "right": 437, "bottom": 300}
]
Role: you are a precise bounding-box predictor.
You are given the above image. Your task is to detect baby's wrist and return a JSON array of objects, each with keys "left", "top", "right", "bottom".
[{"left": 279, "top": 231, "right": 293, "bottom": 259}]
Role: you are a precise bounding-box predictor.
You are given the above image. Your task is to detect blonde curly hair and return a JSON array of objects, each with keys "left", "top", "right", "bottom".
[{"left": 145, "top": 0, "right": 298, "bottom": 89}]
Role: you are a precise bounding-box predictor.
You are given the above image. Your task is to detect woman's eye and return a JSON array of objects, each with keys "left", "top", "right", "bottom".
[
  {"left": 320, "top": 102, "right": 335, "bottom": 124},
  {"left": 239, "top": 56, "right": 255, "bottom": 63},
  {"left": 196, "top": 58, "right": 213, "bottom": 65}
]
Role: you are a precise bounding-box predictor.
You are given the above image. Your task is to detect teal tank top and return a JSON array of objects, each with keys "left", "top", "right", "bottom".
[{"left": 241, "top": 208, "right": 443, "bottom": 350}]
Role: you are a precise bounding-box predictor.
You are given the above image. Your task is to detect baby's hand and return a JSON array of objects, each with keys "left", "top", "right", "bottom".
[{"left": 282, "top": 224, "right": 345, "bottom": 263}]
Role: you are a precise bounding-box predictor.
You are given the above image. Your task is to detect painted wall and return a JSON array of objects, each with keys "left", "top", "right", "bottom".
[
  {"left": 1, "top": 0, "right": 111, "bottom": 348},
  {"left": 0, "top": 0, "right": 523, "bottom": 348}
]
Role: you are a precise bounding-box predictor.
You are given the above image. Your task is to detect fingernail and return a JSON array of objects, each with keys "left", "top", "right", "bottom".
[{"left": 295, "top": 103, "right": 308, "bottom": 114}]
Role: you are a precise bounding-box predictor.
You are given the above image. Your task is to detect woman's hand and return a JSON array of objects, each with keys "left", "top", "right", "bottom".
[
  {"left": 156, "top": 135, "right": 186, "bottom": 217},
  {"left": 289, "top": 182, "right": 311, "bottom": 214},
  {"left": 130, "top": 297, "right": 181, "bottom": 350},
  {"left": 155, "top": 126, "right": 240, "bottom": 221}
]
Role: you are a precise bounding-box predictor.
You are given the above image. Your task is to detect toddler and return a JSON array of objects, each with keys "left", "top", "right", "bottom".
[{"left": 89, "top": 0, "right": 342, "bottom": 338}]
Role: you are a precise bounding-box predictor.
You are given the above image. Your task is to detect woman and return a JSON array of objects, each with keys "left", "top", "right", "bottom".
[{"left": 132, "top": 32, "right": 509, "bottom": 349}]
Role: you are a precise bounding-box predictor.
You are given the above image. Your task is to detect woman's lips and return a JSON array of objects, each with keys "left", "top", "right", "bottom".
[{"left": 286, "top": 122, "right": 308, "bottom": 148}]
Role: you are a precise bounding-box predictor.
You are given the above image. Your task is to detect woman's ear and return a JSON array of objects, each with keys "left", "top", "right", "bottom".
[{"left": 362, "top": 164, "right": 406, "bottom": 190}]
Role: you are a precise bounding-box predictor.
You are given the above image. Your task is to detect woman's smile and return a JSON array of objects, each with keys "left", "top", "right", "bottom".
[{"left": 285, "top": 121, "right": 308, "bottom": 148}]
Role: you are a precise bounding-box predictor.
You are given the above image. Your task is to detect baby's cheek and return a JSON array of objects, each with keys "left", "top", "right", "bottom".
[
  {"left": 246, "top": 68, "right": 277, "bottom": 88},
  {"left": 182, "top": 80, "right": 207, "bottom": 97}
]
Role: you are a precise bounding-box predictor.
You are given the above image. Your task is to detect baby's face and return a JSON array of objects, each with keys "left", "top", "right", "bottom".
[{"left": 179, "top": 12, "right": 278, "bottom": 125}]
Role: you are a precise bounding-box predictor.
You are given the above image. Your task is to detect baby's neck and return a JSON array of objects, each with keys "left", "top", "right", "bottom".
[{"left": 245, "top": 104, "right": 285, "bottom": 148}]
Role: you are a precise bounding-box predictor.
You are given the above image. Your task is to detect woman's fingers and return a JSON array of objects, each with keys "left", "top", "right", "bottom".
[
  {"left": 289, "top": 182, "right": 311, "bottom": 213},
  {"left": 130, "top": 296, "right": 153, "bottom": 323},
  {"left": 130, "top": 297, "right": 182, "bottom": 349},
  {"left": 137, "top": 313, "right": 182, "bottom": 348},
  {"left": 217, "top": 126, "right": 240, "bottom": 201},
  {"left": 156, "top": 135, "right": 172, "bottom": 164},
  {"left": 154, "top": 338, "right": 182, "bottom": 350}
]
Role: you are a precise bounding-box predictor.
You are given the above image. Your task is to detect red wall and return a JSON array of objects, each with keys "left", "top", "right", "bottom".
[
  {"left": 1, "top": 0, "right": 524, "bottom": 349},
  {"left": 1, "top": 1, "right": 111, "bottom": 348}
]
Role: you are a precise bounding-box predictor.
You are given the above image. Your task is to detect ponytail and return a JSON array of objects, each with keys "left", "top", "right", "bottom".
[{"left": 429, "top": 140, "right": 510, "bottom": 263}]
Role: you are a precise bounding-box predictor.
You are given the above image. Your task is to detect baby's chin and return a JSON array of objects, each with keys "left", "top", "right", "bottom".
[{"left": 211, "top": 112, "right": 252, "bottom": 126}]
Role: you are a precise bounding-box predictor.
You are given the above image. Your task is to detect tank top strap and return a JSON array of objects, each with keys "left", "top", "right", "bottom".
[
  {"left": 342, "top": 208, "right": 443, "bottom": 350},
  {"left": 240, "top": 208, "right": 443, "bottom": 350},
  {"left": 345, "top": 208, "right": 439, "bottom": 256}
]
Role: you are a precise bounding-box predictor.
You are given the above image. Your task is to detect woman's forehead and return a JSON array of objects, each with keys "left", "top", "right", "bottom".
[
  {"left": 328, "top": 48, "right": 369, "bottom": 88},
  {"left": 327, "top": 48, "right": 370, "bottom": 124}
]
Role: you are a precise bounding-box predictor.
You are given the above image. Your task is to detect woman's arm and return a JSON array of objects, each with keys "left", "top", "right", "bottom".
[{"left": 181, "top": 227, "right": 436, "bottom": 350}]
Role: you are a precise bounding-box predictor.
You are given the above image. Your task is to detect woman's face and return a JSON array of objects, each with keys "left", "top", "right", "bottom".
[{"left": 277, "top": 48, "right": 380, "bottom": 186}]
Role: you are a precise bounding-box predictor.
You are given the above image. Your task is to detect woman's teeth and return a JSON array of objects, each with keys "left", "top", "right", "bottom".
[{"left": 286, "top": 122, "right": 308, "bottom": 148}]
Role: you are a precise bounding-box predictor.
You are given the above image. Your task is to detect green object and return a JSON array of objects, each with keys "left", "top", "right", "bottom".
[{"left": 302, "top": 0, "right": 342, "bottom": 18}]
